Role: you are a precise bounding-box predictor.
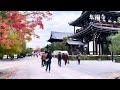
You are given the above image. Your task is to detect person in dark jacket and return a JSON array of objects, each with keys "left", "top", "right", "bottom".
[
  {"left": 62, "top": 53, "right": 65, "bottom": 61},
  {"left": 64, "top": 53, "right": 68, "bottom": 65},
  {"left": 46, "top": 51, "right": 52, "bottom": 73},
  {"left": 57, "top": 52, "right": 62, "bottom": 67},
  {"left": 76, "top": 52, "right": 81, "bottom": 64}
]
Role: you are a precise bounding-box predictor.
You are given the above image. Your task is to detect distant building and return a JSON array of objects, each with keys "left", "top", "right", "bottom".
[
  {"left": 48, "top": 31, "right": 74, "bottom": 43},
  {"left": 48, "top": 31, "right": 84, "bottom": 55}
]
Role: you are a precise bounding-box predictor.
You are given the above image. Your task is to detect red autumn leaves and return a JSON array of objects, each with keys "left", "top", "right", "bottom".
[
  {"left": 9, "top": 12, "right": 26, "bottom": 29},
  {"left": 0, "top": 11, "right": 52, "bottom": 48}
]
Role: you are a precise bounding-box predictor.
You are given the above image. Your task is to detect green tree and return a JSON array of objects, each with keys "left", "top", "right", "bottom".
[
  {"left": 25, "top": 48, "right": 33, "bottom": 54},
  {"left": 107, "top": 17, "right": 120, "bottom": 55},
  {"left": 41, "top": 47, "right": 46, "bottom": 52},
  {"left": 0, "top": 45, "right": 4, "bottom": 59},
  {"left": 60, "top": 37, "right": 68, "bottom": 50},
  {"left": 48, "top": 37, "right": 68, "bottom": 52},
  {"left": 108, "top": 31, "right": 120, "bottom": 55},
  {"left": 20, "top": 41, "right": 27, "bottom": 56}
]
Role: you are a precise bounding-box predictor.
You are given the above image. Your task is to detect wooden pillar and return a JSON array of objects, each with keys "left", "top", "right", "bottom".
[
  {"left": 100, "top": 43, "right": 103, "bottom": 55},
  {"left": 92, "top": 31, "right": 95, "bottom": 55},
  {"left": 82, "top": 46, "right": 84, "bottom": 54},
  {"left": 95, "top": 40, "right": 98, "bottom": 55},
  {"left": 106, "top": 43, "right": 109, "bottom": 54},
  {"left": 100, "top": 14, "right": 102, "bottom": 21},
  {"left": 93, "top": 40, "right": 94, "bottom": 55},
  {"left": 87, "top": 41, "right": 89, "bottom": 54},
  {"left": 94, "top": 33, "right": 98, "bottom": 55},
  {"left": 74, "top": 26, "right": 75, "bottom": 34},
  {"left": 101, "top": 43, "right": 103, "bottom": 55},
  {"left": 81, "top": 37, "right": 83, "bottom": 54},
  {"left": 99, "top": 43, "right": 101, "bottom": 55},
  {"left": 71, "top": 45, "right": 72, "bottom": 55}
]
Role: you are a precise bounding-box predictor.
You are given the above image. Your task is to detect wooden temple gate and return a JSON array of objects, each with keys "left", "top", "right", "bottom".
[{"left": 69, "top": 11, "right": 120, "bottom": 55}]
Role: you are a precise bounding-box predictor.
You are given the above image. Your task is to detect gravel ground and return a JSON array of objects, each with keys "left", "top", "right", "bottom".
[{"left": 0, "top": 69, "right": 16, "bottom": 79}]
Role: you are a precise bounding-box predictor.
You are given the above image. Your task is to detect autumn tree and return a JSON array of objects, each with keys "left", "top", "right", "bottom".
[
  {"left": 0, "top": 11, "right": 52, "bottom": 48},
  {"left": 0, "top": 11, "right": 52, "bottom": 59}
]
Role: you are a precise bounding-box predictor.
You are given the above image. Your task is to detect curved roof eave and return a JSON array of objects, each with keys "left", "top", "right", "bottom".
[{"left": 69, "top": 11, "right": 91, "bottom": 26}]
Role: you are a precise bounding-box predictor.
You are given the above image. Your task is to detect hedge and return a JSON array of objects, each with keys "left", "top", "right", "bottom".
[
  {"left": 114, "top": 56, "right": 120, "bottom": 63},
  {"left": 52, "top": 55, "right": 112, "bottom": 61}
]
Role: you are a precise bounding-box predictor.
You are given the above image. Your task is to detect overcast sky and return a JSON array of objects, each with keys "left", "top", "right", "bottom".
[{"left": 26, "top": 11, "right": 82, "bottom": 49}]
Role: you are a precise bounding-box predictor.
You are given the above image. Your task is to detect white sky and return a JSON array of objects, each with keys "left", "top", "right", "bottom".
[{"left": 27, "top": 11, "right": 82, "bottom": 49}]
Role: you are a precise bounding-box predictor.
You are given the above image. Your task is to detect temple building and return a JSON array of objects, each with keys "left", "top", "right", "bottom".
[
  {"left": 48, "top": 31, "right": 84, "bottom": 55},
  {"left": 68, "top": 11, "right": 120, "bottom": 55},
  {"left": 48, "top": 31, "right": 74, "bottom": 43}
]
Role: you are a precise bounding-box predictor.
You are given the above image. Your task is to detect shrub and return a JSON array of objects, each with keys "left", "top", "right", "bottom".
[
  {"left": 68, "top": 55, "right": 111, "bottom": 61},
  {"left": 52, "top": 55, "right": 112, "bottom": 61},
  {"left": 0, "top": 54, "right": 3, "bottom": 60},
  {"left": 68, "top": 55, "right": 76, "bottom": 61},
  {"left": 114, "top": 56, "right": 120, "bottom": 63}
]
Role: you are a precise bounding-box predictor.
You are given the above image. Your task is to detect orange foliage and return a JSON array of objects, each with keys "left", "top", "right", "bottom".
[{"left": 0, "top": 11, "right": 52, "bottom": 48}]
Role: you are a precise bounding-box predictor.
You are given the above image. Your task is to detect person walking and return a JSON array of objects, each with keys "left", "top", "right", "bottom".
[
  {"left": 64, "top": 53, "right": 68, "bottom": 65},
  {"left": 76, "top": 52, "right": 81, "bottom": 64},
  {"left": 41, "top": 52, "right": 46, "bottom": 67},
  {"left": 62, "top": 53, "right": 65, "bottom": 61},
  {"left": 67, "top": 56, "right": 70, "bottom": 64},
  {"left": 57, "top": 52, "right": 62, "bottom": 67},
  {"left": 46, "top": 51, "right": 52, "bottom": 73}
]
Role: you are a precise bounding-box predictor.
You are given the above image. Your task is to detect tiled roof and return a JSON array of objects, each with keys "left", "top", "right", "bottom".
[
  {"left": 66, "top": 39, "right": 84, "bottom": 45},
  {"left": 50, "top": 31, "right": 74, "bottom": 40}
]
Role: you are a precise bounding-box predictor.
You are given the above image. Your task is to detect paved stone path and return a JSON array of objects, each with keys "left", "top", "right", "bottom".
[{"left": 1, "top": 57, "right": 120, "bottom": 79}]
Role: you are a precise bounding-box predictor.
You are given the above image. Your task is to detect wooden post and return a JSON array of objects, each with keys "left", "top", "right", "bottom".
[
  {"left": 74, "top": 26, "right": 75, "bottom": 34},
  {"left": 99, "top": 43, "right": 101, "bottom": 55},
  {"left": 106, "top": 43, "right": 109, "bottom": 55},
  {"left": 94, "top": 33, "right": 98, "bottom": 55},
  {"left": 101, "top": 43, "right": 103, "bottom": 55},
  {"left": 71, "top": 45, "right": 73, "bottom": 55},
  {"left": 81, "top": 37, "right": 83, "bottom": 54},
  {"left": 93, "top": 40, "right": 95, "bottom": 55},
  {"left": 87, "top": 41, "right": 89, "bottom": 54},
  {"left": 93, "top": 31, "right": 95, "bottom": 55},
  {"left": 95, "top": 40, "right": 98, "bottom": 55}
]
